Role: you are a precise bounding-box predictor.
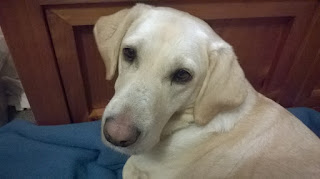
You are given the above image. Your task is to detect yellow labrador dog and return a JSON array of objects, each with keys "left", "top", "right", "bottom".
[{"left": 94, "top": 4, "right": 320, "bottom": 178}]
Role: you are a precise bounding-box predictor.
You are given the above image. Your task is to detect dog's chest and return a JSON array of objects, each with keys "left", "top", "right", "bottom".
[
  {"left": 123, "top": 155, "right": 186, "bottom": 179},
  {"left": 123, "top": 138, "right": 259, "bottom": 179},
  {"left": 123, "top": 140, "right": 203, "bottom": 179},
  {"left": 122, "top": 122, "right": 273, "bottom": 179}
]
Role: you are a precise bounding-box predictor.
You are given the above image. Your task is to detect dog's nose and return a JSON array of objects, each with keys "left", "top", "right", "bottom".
[{"left": 103, "top": 117, "right": 140, "bottom": 147}]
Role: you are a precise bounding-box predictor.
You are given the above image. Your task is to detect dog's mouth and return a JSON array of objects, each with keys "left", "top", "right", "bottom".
[
  {"left": 100, "top": 94, "right": 174, "bottom": 154},
  {"left": 102, "top": 131, "right": 156, "bottom": 155},
  {"left": 103, "top": 127, "right": 141, "bottom": 148},
  {"left": 101, "top": 116, "right": 164, "bottom": 155}
]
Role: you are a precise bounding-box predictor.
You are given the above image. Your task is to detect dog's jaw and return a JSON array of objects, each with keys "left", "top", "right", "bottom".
[{"left": 160, "top": 108, "right": 195, "bottom": 138}]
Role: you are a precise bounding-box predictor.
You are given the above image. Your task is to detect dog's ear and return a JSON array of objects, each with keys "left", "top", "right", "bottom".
[
  {"left": 194, "top": 42, "right": 248, "bottom": 125},
  {"left": 93, "top": 4, "right": 151, "bottom": 80}
]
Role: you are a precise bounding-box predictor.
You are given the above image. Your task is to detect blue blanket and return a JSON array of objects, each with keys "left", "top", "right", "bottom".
[
  {"left": 287, "top": 107, "right": 320, "bottom": 137},
  {"left": 0, "top": 107, "right": 319, "bottom": 178},
  {"left": 0, "top": 120, "right": 128, "bottom": 179}
]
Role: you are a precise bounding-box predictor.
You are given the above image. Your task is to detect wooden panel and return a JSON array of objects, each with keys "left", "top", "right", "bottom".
[
  {"left": 46, "top": 1, "right": 314, "bottom": 25},
  {"left": 208, "top": 17, "right": 291, "bottom": 92},
  {"left": 308, "top": 51, "right": 320, "bottom": 100},
  {"left": 281, "top": 4, "right": 320, "bottom": 110},
  {"left": 47, "top": 11, "right": 89, "bottom": 123},
  {"left": 39, "top": 0, "right": 133, "bottom": 5},
  {"left": 45, "top": 1, "right": 317, "bottom": 121},
  {"left": 46, "top": 5, "right": 130, "bottom": 26},
  {"left": 313, "top": 80, "right": 320, "bottom": 97},
  {"left": 298, "top": 50, "right": 320, "bottom": 108},
  {"left": 38, "top": 0, "right": 315, "bottom": 6},
  {"left": 0, "top": 0, "right": 70, "bottom": 125},
  {"left": 74, "top": 26, "right": 116, "bottom": 109}
]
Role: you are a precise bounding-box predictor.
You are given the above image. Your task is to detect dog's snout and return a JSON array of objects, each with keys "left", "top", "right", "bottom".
[{"left": 103, "top": 117, "right": 140, "bottom": 147}]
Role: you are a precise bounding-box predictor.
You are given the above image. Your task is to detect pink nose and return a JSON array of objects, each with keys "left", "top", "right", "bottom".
[{"left": 103, "top": 117, "right": 140, "bottom": 147}]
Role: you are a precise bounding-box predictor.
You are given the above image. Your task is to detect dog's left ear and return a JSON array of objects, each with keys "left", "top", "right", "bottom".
[
  {"left": 193, "top": 42, "right": 248, "bottom": 125},
  {"left": 93, "top": 4, "right": 151, "bottom": 80}
]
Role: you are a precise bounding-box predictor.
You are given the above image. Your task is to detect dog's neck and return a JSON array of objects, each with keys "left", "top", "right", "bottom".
[{"left": 160, "top": 83, "right": 257, "bottom": 140}]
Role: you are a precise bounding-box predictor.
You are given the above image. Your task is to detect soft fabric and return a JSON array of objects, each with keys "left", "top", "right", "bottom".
[
  {"left": 0, "top": 119, "right": 128, "bottom": 179},
  {"left": 288, "top": 107, "right": 320, "bottom": 137},
  {"left": 0, "top": 108, "right": 319, "bottom": 178}
]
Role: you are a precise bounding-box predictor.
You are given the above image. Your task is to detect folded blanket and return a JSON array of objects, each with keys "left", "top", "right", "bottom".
[
  {"left": 0, "top": 120, "right": 128, "bottom": 179},
  {"left": 0, "top": 108, "right": 319, "bottom": 178}
]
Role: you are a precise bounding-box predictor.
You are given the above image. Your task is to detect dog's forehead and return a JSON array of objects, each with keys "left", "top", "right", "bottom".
[{"left": 125, "top": 8, "right": 206, "bottom": 46}]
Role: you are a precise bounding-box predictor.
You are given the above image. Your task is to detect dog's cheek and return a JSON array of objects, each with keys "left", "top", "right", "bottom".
[{"left": 170, "top": 87, "right": 195, "bottom": 109}]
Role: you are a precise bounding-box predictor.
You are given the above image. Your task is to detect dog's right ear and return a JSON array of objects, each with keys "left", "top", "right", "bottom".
[{"left": 93, "top": 4, "right": 151, "bottom": 80}]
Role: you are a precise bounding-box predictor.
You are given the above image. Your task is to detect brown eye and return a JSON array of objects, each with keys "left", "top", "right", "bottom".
[
  {"left": 123, "top": 47, "right": 136, "bottom": 62},
  {"left": 172, "top": 69, "right": 192, "bottom": 83}
]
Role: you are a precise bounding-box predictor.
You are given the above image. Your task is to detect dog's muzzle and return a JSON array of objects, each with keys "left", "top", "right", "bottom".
[{"left": 103, "top": 117, "right": 141, "bottom": 147}]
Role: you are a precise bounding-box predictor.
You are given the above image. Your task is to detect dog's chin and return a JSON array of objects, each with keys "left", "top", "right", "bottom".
[
  {"left": 101, "top": 136, "right": 159, "bottom": 155},
  {"left": 111, "top": 146, "right": 147, "bottom": 155}
]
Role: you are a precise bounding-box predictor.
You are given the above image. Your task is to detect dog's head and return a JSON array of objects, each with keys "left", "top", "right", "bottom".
[{"left": 94, "top": 4, "right": 247, "bottom": 154}]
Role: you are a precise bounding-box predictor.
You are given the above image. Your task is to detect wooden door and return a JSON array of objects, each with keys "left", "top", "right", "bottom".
[{"left": 45, "top": 1, "right": 317, "bottom": 122}]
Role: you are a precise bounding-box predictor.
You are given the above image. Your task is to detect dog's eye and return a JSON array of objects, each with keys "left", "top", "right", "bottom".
[
  {"left": 172, "top": 69, "right": 192, "bottom": 83},
  {"left": 123, "top": 47, "right": 136, "bottom": 62}
]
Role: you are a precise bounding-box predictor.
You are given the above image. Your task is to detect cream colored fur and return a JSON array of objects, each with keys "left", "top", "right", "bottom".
[{"left": 94, "top": 4, "right": 320, "bottom": 178}]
